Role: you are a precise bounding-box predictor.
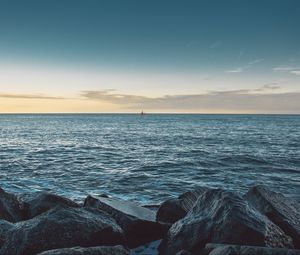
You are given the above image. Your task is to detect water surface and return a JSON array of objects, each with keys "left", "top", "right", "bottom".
[{"left": 0, "top": 114, "right": 299, "bottom": 203}]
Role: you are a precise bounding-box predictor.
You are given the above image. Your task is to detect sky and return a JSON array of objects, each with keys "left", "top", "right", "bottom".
[{"left": 0, "top": 0, "right": 300, "bottom": 113}]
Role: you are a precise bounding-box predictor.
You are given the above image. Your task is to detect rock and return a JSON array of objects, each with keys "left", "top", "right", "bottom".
[
  {"left": 142, "top": 204, "right": 160, "bottom": 212},
  {"left": 204, "top": 243, "right": 300, "bottom": 255},
  {"left": 159, "top": 189, "right": 293, "bottom": 255},
  {"left": 19, "top": 191, "right": 80, "bottom": 219},
  {"left": 0, "top": 219, "right": 15, "bottom": 246},
  {"left": 156, "top": 187, "right": 210, "bottom": 224},
  {"left": 37, "top": 245, "right": 129, "bottom": 255},
  {"left": 0, "top": 206, "right": 126, "bottom": 255},
  {"left": 245, "top": 185, "right": 300, "bottom": 249},
  {"left": 130, "top": 239, "right": 161, "bottom": 255},
  {"left": 176, "top": 250, "right": 194, "bottom": 255},
  {"left": 84, "top": 195, "right": 168, "bottom": 248},
  {"left": 0, "top": 187, "right": 25, "bottom": 222}
]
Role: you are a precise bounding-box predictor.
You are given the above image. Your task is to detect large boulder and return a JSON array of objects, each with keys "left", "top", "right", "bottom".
[
  {"left": 84, "top": 195, "right": 167, "bottom": 248},
  {"left": 245, "top": 185, "right": 300, "bottom": 249},
  {"left": 19, "top": 191, "right": 80, "bottom": 219},
  {"left": 156, "top": 187, "right": 210, "bottom": 224},
  {"left": 37, "top": 245, "right": 129, "bottom": 255},
  {"left": 204, "top": 243, "right": 300, "bottom": 255},
  {"left": 0, "top": 187, "right": 25, "bottom": 222},
  {"left": 0, "top": 206, "right": 126, "bottom": 255},
  {"left": 159, "top": 189, "right": 293, "bottom": 255}
]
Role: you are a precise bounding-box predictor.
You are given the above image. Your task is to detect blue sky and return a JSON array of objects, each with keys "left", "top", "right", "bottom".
[{"left": 0, "top": 0, "right": 300, "bottom": 113}]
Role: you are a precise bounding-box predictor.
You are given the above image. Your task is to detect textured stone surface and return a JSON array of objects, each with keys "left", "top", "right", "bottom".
[
  {"left": 84, "top": 195, "right": 167, "bottom": 248},
  {"left": 245, "top": 185, "right": 300, "bottom": 249},
  {"left": 0, "top": 187, "right": 25, "bottom": 222},
  {"left": 19, "top": 191, "right": 80, "bottom": 219},
  {"left": 205, "top": 243, "right": 300, "bottom": 255},
  {"left": 0, "top": 219, "right": 15, "bottom": 246},
  {"left": 37, "top": 245, "right": 129, "bottom": 255},
  {"left": 156, "top": 187, "right": 210, "bottom": 224},
  {"left": 0, "top": 206, "right": 126, "bottom": 255},
  {"left": 159, "top": 189, "right": 293, "bottom": 255}
]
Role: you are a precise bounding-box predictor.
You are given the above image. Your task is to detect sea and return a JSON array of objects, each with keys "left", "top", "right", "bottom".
[{"left": 0, "top": 114, "right": 299, "bottom": 204}]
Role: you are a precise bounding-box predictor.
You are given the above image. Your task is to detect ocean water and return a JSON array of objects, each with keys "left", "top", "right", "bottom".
[{"left": 0, "top": 114, "right": 299, "bottom": 203}]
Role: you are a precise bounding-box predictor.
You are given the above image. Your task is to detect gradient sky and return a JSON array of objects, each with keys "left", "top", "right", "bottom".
[{"left": 0, "top": 0, "right": 300, "bottom": 113}]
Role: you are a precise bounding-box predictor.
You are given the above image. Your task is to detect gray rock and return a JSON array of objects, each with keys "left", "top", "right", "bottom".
[
  {"left": 130, "top": 239, "right": 161, "bottom": 255},
  {"left": 142, "top": 204, "right": 160, "bottom": 212},
  {"left": 176, "top": 250, "right": 194, "bottom": 255},
  {"left": 84, "top": 195, "right": 167, "bottom": 248},
  {"left": 37, "top": 245, "right": 129, "bottom": 255},
  {"left": 205, "top": 243, "right": 300, "bottom": 255},
  {"left": 159, "top": 189, "right": 293, "bottom": 255},
  {"left": 0, "top": 219, "right": 15, "bottom": 246},
  {"left": 19, "top": 191, "right": 80, "bottom": 219},
  {"left": 245, "top": 185, "right": 300, "bottom": 249},
  {"left": 0, "top": 206, "right": 126, "bottom": 255},
  {"left": 156, "top": 187, "right": 210, "bottom": 224},
  {"left": 0, "top": 187, "right": 25, "bottom": 222}
]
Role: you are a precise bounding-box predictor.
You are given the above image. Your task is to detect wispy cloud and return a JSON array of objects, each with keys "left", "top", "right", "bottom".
[
  {"left": 273, "top": 66, "right": 297, "bottom": 72},
  {"left": 273, "top": 66, "right": 300, "bottom": 76},
  {"left": 262, "top": 83, "right": 281, "bottom": 90},
  {"left": 210, "top": 41, "right": 222, "bottom": 49},
  {"left": 248, "top": 58, "right": 264, "bottom": 65},
  {"left": 225, "top": 67, "right": 244, "bottom": 73},
  {"left": 81, "top": 88, "right": 300, "bottom": 113},
  {"left": 0, "top": 93, "right": 66, "bottom": 100},
  {"left": 290, "top": 70, "right": 300, "bottom": 76},
  {"left": 225, "top": 58, "right": 264, "bottom": 74}
]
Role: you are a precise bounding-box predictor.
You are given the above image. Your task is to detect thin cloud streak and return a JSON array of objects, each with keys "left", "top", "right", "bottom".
[
  {"left": 248, "top": 58, "right": 264, "bottom": 65},
  {"left": 273, "top": 66, "right": 300, "bottom": 76},
  {"left": 290, "top": 70, "right": 300, "bottom": 75},
  {"left": 225, "top": 68, "right": 244, "bottom": 73},
  {"left": 225, "top": 58, "right": 264, "bottom": 74},
  {"left": 81, "top": 88, "right": 300, "bottom": 113},
  {"left": 0, "top": 93, "right": 66, "bottom": 100}
]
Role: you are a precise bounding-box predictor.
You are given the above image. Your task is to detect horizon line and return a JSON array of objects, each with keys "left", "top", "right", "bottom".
[{"left": 0, "top": 112, "right": 299, "bottom": 115}]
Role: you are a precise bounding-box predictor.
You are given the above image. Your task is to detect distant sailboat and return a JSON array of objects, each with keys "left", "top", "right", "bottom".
[{"left": 141, "top": 110, "right": 145, "bottom": 115}]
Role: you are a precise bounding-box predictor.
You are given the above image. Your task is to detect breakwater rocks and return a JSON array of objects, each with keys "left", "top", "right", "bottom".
[{"left": 0, "top": 185, "right": 299, "bottom": 255}]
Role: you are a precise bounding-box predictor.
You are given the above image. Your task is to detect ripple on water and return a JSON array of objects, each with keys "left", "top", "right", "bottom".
[{"left": 0, "top": 114, "right": 299, "bottom": 203}]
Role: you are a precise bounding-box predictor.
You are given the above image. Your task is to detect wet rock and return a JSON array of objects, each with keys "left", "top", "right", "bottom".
[
  {"left": 0, "top": 206, "right": 126, "bottom": 255},
  {"left": 130, "top": 239, "right": 161, "bottom": 255},
  {"left": 37, "top": 245, "right": 129, "bottom": 255},
  {"left": 84, "top": 195, "right": 168, "bottom": 248},
  {"left": 19, "top": 191, "right": 80, "bottom": 219},
  {"left": 245, "top": 185, "right": 300, "bottom": 249},
  {"left": 204, "top": 243, "right": 300, "bottom": 255},
  {"left": 176, "top": 250, "right": 194, "bottom": 255},
  {"left": 142, "top": 204, "right": 160, "bottom": 212},
  {"left": 0, "top": 187, "right": 25, "bottom": 222},
  {"left": 159, "top": 189, "right": 293, "bottom": 255},
  {"left": 0, "top": 219, "right": 15, "bottom": 246},
  {"left": 156, "top": 187, "right": 210, "bottom": 224}
]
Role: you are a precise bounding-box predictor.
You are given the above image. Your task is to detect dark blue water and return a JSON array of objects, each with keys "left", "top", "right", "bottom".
[{"left": 0, "top": 114, "right": 299, "bottom": 203}]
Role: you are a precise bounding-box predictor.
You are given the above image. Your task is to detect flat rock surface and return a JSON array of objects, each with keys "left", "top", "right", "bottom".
[
  {"left": 0, "top": 206, "right": 126, "bottom": 255},
  {"left": 37, "top": 245, "right": 129, "bottom": 255},
  {"left": 159, "top": 189, "right": 293, "bottom": 255},
  {"left": 87, "top": 196, "right": 156, "bottom": 221},
  {"left": 84, "top": 196, "right": 167, "bottom": 248},
  {"left": 245, "top": 185, "right": 300, "bottom": 249}
]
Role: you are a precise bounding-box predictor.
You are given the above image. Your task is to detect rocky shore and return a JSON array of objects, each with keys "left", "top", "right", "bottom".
[{"left": 0, "top": 185, "right": 299, "bottom": 255}]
